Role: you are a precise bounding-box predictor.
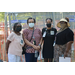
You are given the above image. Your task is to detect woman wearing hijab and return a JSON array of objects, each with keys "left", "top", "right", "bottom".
[{"left": 54, "top": 18, "right": 74, "bottom": 62}]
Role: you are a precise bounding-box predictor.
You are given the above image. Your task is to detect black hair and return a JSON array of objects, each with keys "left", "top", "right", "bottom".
[
  {"left": 46, "top": 18, "right": 53, "bottom": 22},
  {"left": 13, "top": 22, "right": 22, "bottom": 32},
  {"left": 27, "top": 17, "right": 36, "bottom": 24}
]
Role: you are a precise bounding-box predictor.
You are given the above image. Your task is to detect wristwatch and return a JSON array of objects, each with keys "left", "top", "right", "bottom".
[{"left": 39, "top": 44, "right": 41, "bottom": 49}]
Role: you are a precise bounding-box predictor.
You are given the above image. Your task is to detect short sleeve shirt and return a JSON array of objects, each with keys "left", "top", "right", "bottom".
[
  {"left": 23, "top": 28, "right": 42, "bottom": 53},
  {"left": 7, "top": 32, "right": 24, "bottom": 56},
  {"left": 56, "top": 28, "right": 74, "bottom": 45}
]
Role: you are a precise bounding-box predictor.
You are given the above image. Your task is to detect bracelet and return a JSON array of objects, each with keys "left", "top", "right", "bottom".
[{"left": 39, "top": 44, "right": 41, "bottom": 49}]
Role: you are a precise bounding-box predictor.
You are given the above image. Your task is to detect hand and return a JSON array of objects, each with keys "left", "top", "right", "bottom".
[
  {"left": 32, "top": 45, "right": 40, "bottom": 50},
  {"left": 64, "top": 52, "right": 67, "bottom": 58},
  {"left": 36, "top": 46, "right": 40, "bottom": 51},
  {"left": 6, "top": 50, "right": 8, "bottom": 54}
]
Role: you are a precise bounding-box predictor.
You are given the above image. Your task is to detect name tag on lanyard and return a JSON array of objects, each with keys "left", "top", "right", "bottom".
[
  {"left": 50, "top": 31, "right": 54, "bottom": 35},
  {"left": 20, "top": 40, "right": 24, "bottom": 46}
]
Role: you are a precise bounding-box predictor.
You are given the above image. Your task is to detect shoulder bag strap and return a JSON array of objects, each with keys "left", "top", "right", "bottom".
[{"left": 29, "top": 28, "right": 34, "bottom": 42}]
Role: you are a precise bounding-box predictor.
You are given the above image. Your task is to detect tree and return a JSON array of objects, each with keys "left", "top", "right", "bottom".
[{"left": 0, "top": 12, "right": 5, "bottom": 22}]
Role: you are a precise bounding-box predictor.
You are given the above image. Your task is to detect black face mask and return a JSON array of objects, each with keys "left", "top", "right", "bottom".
[
  {"left": 15, "top": 26, "right": 22, "bottom": 32},
  {"left": 46, "top": 23, "right": 51, "bottom": 27}
]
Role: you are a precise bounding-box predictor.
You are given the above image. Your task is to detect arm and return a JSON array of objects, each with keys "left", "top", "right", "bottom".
[
  {"left": 64, "top": 41, "right": 73, "bottom": 58},
  {"left": 39, "top": 38, "right": 43, "bottom": 47},
  {"left": 64, "top": 30, "right": 74, "bottom": 58},
  {"left": 6, "top": 32, "right": 14, "bottom": 54},
  {"left": 66, "top": 41, "right": 73, "bottom": 53},
  {"left": 6, "top": 40, "right": 11, "bottom": 54},
  {"left": 37, "top": 38, "right": 43, "bottom": 51},
  {"left": 38, "top": 29, "right": 44, "bottom": 49},
  {"left": 23, "top": 34, "right": 40, "bottom": 50}
]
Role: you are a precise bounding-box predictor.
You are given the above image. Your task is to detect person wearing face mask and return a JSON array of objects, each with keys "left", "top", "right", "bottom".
[
  {"left": 42, "top": 18, "right": 57, "bottom": 62},
  {"left": 23, "top": 17, "right": 42, "bottom": 62},
  {"left": 54, "top": 18, "right": 74, "bottom": 62},
  {"left": 6, "top": 22, "right": 40, "bottom": 62}
]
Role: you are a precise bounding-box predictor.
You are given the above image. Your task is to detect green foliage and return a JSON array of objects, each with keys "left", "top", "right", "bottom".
[
  {"left": 0, "top": 12, "right": 45, "bottom": 22},
  {"left": 17, "top": 12, "right": 33, "bottom": 20},
  {"left": 0, "top": 12, "right": 5, "bottom": 22}
]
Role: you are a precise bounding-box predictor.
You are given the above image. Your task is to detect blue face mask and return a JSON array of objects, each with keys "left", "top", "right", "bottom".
[{"left": 29, "top": 23, "right": 34, "bottom": 28}]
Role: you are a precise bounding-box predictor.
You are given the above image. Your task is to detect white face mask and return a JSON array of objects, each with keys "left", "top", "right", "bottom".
[{"left": 29, "top": 23, "right": 34, "bottom": 28}]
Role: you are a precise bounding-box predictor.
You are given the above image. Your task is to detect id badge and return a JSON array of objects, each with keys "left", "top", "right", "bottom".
[
  {"left": 50, "top": 31, "right": 54, "bottom": 35},
  {"left": 20, "top": 40, "right": 23, "bottom": 45},
  {"left": 43, "top": 31, "right": 46, "bottom": 37}
]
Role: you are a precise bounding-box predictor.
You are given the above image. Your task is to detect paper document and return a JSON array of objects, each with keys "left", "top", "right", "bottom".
[{"left": 59, "top": 57, "right": 71, "bottom": 62}]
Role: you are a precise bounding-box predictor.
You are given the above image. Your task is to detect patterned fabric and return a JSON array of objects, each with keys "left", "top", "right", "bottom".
[
  {"left": 54, "top": 44, "right": 71, "bottom": 62},
  {"left": 23, "top": 28, "right": 42, "bottom": 53}
]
